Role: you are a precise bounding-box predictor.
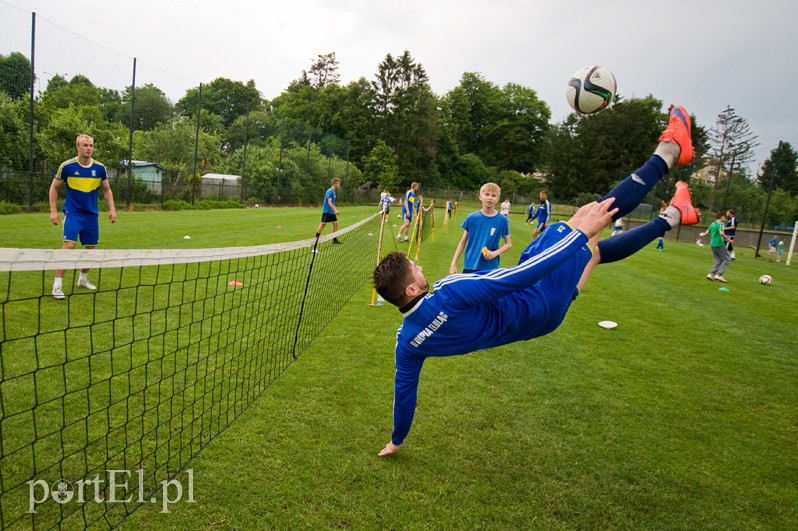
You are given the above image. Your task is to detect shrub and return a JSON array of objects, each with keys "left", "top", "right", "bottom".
[
  {"left": 0, "top": 201, "right": 22, "bottom": 215},
  {"left": 163, "top": 200, "right": 193, "bottom": 211}
]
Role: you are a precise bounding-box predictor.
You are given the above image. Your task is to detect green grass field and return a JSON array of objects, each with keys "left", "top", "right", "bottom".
[{"left": 1, "top": 205, "right": 797, "bottom": 529}]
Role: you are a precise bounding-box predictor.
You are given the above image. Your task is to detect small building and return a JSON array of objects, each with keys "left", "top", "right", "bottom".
[
  {"left": 200, "top": 173, "right": 241, "bottom": 198},
  {"left": 116, "top": 160, "right": 167, "bottom": 193}
]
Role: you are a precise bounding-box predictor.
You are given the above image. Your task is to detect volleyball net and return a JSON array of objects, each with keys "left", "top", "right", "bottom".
[{"left": 0, "top": 213, "right": 380, "bottom": 529}]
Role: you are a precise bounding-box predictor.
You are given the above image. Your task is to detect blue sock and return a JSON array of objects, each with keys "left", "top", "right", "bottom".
[
  {"left": 597, "top": 217, "right": 671, "bottom": 263},
  {"left": 598, "top": 155, "right": 668, "bottom": 220}
]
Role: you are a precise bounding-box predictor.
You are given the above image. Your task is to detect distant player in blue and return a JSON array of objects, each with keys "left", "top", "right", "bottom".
[
  {"left": 379, "top": 192, "right": 394, "bottom": 215},
  {"left": 450, "top": 182, "right": 512, "bottom": 274},
  {"left": 373, "top": 106, "right": 699, "bottom": 456},
  {"left": 315, "top": 177, "right": 342, "bottom": 244},
  {"left": 48, "top": 134, "right": 116, "bottom": 300},
  {"left": 526, "top": 201, "right": 536, "bottom": 223},
  {"left": 528, "top": 190, "right": 551, "bottom": 240},
  {"left": 397, "top": 182, "right": 419, "bottom": 243}
]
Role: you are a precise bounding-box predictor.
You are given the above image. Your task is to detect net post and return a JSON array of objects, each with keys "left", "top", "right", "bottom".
[
  {"left": 414, "top": 200, "right": 426, "bottom": 261},
  {"left": 369, "top": 210, "right": 388, "bottom": 306},
  {"left": 292, "top": 234, "right": 321, "bottom": 358},
  {"left": 787, "top": 220, "right": 797, "bottom": 265},
  {"left": 406, "top": 198, "right": 421, "bottom": 259}
]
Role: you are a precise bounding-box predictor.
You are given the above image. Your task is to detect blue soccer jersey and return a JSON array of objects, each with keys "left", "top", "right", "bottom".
[
  {"left": 322, "top": 187, "right": 337, "bottom": 214},
  {"left": 55, "top": 157, "right": 107, "bottom": 215},
  {"left": 402, "top": 190, "right": 416, "bottom": 218},
  {"left": 461, "top": 211, "right": 510, "bottom": 270},
  {"left": 390, "top": 222, "right": 592, "bottom": 445},
  {"left": 529, "top": 199, "right": 551, "bottom": 228}
]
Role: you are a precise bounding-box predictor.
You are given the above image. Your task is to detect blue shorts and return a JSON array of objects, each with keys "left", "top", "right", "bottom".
[
  {"left": 517, "top": 222, "right": 591, "bottom": 336},
  {"left": 63, "top": 212, "right": 99, "bottom": 246},
  {"left": 402, "top": 210, "right": 413, "bottom": 221}
]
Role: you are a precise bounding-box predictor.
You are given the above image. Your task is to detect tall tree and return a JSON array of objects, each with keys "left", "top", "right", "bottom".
[
  {"left": 482, "top": 82, "right": 550, "bottom": 171},
  {"left": 707, "top": 105, "right": 758, "bottom": 209},
  {"left": 758, "top": 141, "right": 798, "bottom": 195},
  {"left": 38, "top": 105, "right": 128, "bottom": 169},
  {"left": 442, "top": 72, "right": 500, "bottom": 156},
  {"left": 443, "top": 74, "right": 550, "bottom": 173},
  {"left": 362, "top": 140, "right": 399, "bottom": 191},
  {"left": 134, "top": 118, "right": 223, "bottom": 193},
  {"left": 306, "top": 52, "right": 340, "bottom": 89},
  {"left": 177, "top": 77, "right": 262, "bottom": 128},
  {"left": 119, "top": 83, "right": 174, "bottom": 131},
  {"left": 370, "top": 50, "right": 439, "bottom": 184},
  {"left": 0, "top": 52, "right": 32, "bottom": 100},
  {"left": 0, "top": 92, "right": 28, "bottom": 170}
]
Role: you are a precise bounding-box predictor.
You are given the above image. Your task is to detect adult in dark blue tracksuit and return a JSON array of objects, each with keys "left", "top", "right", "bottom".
[{"left": 372, "top": 106, "right": 699, "bottom": 456}]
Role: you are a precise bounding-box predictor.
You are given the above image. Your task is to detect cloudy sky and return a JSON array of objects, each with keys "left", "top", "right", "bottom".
[{"left": 2, "top": 0, "right": 795, "bottom": 172}]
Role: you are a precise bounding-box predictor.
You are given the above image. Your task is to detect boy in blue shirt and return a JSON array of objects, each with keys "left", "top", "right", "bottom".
[
  {"left": 373, "top": 106, "right": 699, "bottom": 456},
  {"left": 315, "top": 178, "right": 342, "bottom": 244},
  {"left": 450, "top": 182, "right": 512, "bottom": 274}
]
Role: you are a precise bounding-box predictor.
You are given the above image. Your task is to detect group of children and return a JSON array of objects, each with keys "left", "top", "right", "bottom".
[{"left": 374, "top": 180, "right": 788, "bottom": 280}]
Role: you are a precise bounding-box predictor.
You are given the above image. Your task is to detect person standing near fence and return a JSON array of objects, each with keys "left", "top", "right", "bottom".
[
  {"left": 48, "top": 134, "right": 116, "bottom": 300},
  {"left": 316, "top": 177, "right": 342, "bottom": 244}
]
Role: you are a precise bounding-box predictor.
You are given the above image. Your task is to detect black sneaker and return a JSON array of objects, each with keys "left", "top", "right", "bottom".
[{"left": 333, "top": 238, "right": 343, "bottom": 244}]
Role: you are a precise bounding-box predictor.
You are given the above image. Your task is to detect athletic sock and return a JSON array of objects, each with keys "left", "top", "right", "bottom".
[
  {"left": 597, "top": 155, "right": 669, "bottom": 220},
  {"left": 53, "top": 277, "right": 63, "bottom": 289},
  {"left": 654, "top": 141, "right": 681, "bottom": 170},
  {"left": 658, "top": 205, "right": 682, "bottom": 230},
  {"left": 79, "top": 272, "right": 88, "bottom": 282},
  {"left": 597, "top": 217, "right": 671, "bottom": 264}
]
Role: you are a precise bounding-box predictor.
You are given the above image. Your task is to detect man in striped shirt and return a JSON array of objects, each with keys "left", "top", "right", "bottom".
[{"left": 48, "top": 134, "right": 116, "bottom": 299}]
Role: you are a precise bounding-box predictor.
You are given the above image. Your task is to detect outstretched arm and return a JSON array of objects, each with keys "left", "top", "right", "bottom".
[{"left": 379, "top": 350, "right": 425, "bottom": 456}]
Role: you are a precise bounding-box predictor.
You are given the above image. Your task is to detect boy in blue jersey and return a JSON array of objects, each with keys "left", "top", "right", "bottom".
[
  {"left": 315, "top": 178, "right": 342, "bottom": 244},
  {"left": 379, "top": 192, "right": 394, "bottom": 215},
  {"left": 49, "top": 134, "right": 116, "bottom": 300},
  {"left": 450, "top": 182, "right": 512, "bottom": 274},
  {"left": 528, "top": 190, "right": 551, "bottom": 240},
  {"left": 373, "top": 106, "right": 699, "bottom": 456},
  {"left": 397, "top": 182, "right": 419, "bottom": 243}
]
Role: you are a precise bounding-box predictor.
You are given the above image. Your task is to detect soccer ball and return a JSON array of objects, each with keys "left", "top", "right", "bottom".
[
  {"left": 565, "top": 65, "right": 617, "bottom": 115},
  {"left": 759, "top": 274, "right": 772, "bottom": 285}
]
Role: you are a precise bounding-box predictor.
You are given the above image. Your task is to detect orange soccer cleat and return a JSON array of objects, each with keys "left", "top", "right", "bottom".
[
  {"left": 669, "top": 181, "right": 700, "bottom": 225},
  {"left": 659, "top": 106, "right": 694, "bottom": 166}
]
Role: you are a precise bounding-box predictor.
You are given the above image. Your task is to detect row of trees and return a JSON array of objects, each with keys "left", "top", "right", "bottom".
[{"left": 1, "top": 50, "right": 797, "bottom": 224}]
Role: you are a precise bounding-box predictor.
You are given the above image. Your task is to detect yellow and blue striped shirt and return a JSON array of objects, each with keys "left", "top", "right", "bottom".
[{"left": 54, "top": 157, "right": 107, "bottom": 215}]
